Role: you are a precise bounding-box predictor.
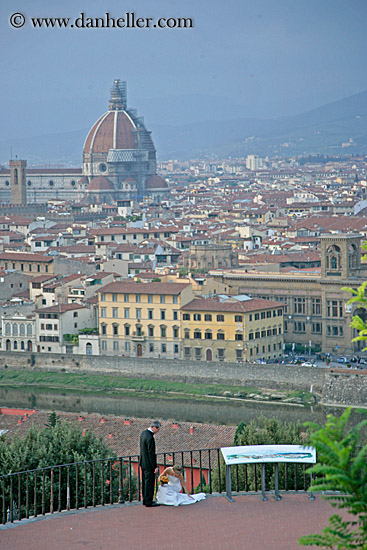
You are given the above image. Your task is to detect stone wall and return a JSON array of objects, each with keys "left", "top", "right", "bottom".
[
  {"left": 0, "top": 351, "right": 325, "bottom": 391},
  {"left": 322, "top": 371, "right": 367, "bottom": 407}
]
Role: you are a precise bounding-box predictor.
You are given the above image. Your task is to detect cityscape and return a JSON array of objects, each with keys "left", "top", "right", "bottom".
[{"left": 1, "top": 0, "right": 367, "bottom": 547}]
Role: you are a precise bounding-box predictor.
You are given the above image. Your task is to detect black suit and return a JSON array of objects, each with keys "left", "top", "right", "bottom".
[{"left": 139, "top": 429, "right": 157, "bottom": 506}]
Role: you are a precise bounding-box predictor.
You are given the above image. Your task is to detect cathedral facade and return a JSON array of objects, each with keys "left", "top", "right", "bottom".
[{"left": 0, "top": 80, "right": 169, "bottom": 206}]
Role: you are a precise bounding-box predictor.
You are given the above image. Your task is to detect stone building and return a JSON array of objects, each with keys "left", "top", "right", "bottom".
[
  {"left": 188, "top": 243, "right": 238, "bottom": 271},
  {"left": 0, "top": 80, "right": 170, "bottom": 206},
  {"left": 208, "top": 233, "right": 367, "bottom": 355}
]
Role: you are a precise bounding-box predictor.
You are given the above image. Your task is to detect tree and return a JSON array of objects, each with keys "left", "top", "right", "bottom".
[
  {"left": 298, "top": 408, "right": 367, "bottom": 549},
  {"left": 0, "top": 421, "right": 136, "bottom": 517}
]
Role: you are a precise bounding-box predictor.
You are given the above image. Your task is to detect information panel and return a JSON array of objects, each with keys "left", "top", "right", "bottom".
[{"left": 221, "top": 444, "right": 316, "bottom": 465}]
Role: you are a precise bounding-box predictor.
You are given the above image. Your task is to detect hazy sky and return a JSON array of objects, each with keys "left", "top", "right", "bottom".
[{"left": 1, "top": 0, "right": 367, "bottom": 139}]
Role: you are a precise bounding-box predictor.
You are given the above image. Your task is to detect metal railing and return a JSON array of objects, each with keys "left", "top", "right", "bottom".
[{"left": 0, "top": 448, "right": 313, "bottom": 524}]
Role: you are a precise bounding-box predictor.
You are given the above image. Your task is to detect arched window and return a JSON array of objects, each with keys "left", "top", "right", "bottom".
[
  {"left": 194, "top": 329, "right": 202, "bottom": 339},
  {"left": 326, "top": 245, "right": 341, "bottom": 271},
  {"left": 12, "top": 324, "right": 18, "bottom": 337},
  {"left": 348, "top": 244, "right": 358, "bottom": 269},
  {"left": 5, "top": 323, "right": 11, "bottom": 336},
  {"left": 13, "top": 341, "right": 18, "bottom": 350},
  {"left": 86, "top": 342, "right": 92, "bottom": 355},
  {"left": 19, "top": 323, "right": 25, "bottom": 336},
  {"left": 27, "top": 324, "right": 32, "bottom": 336},
  {"left": 21, "top": 341, "right": 25, "bottom": 350}
]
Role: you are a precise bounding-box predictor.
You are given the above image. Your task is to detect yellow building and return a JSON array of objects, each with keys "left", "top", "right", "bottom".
[
  {"left": 97, "top": 281, "right": 193, "bottom": 358},
  {"left": 181, "top": 296, "right": 284, "bottom": 363}
]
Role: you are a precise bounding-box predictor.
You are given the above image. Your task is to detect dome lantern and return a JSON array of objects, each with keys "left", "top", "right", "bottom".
[{"left": 109, "top": 79, "right": 127, "bottom": 111}]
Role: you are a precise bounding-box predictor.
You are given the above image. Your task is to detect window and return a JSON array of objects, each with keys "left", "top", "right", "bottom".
[
  {"left": 218, "top": 349, "right": 225, "bottom": 361},
  {"left": 249, "top": 314, "right": 252, "bottom": 322},
  {"left": 204, "top": 314, "right": 212, "bottom": 322},
  {"left": 100, "top": 308, "right": 106, "bottom": 318},
  {"left": 174, "top": 344, "right": 179, "bottom": 354},
  {"left": 124, "top": 294, "right": 129, "bottom": 303},
  {"left": 261, "top": 312, "right": 266, "bottom": 319},
  {"left": 184, "top": 329, "right": 190, "bottom": 339},
  {"left": 125, "top": 342, "right": 130, "bottom": 351},
  {"left": 255, "top": 313, "right": 259, "bottom": 321},
  {"left": 148, "top": 295, "right": 153, "bottom": 304},
  {"left": 113, "top": 324, "right": 118, "bottom": 336},
  {"left": 113, "top": 341, "right": 119, "bottom": 351},
  {"left": 125, "top": 325, "right": 130, "bottom": 336},
  {"left": 149, "top": 326, "right": 154, "bottom": 337},
  {"left": 112, "top": 293, "right": 117, "bottom": 302},
  {"left": 194, "top": 330, "right": 202, "bottom": 339},
  {"left": 173, "top": 310, "right": 178, "bottom": 321},
  {"left": 161, "top": 326, "right": 167, "bottom": 338},
  {"left": 294, "top": 321, "right": 305, "bottom": 332},
  {"left": 148, "top": 309, "right": 153, "bottom": 320},
  {"left": 249, "top": 332, "right": 254, "bottom": 340},
  {"left": 267, "top": 311, "right": 271, "bottom": 318},
  {"left": 235, "top": 333, "right": 243, "bottom": 341},
  {"left": 255, "top": 331, "right": 260, "bottom": 339},
  {"left": 217, "top": 314, "right": 224, "bottom": 322},
  {"left": 101, "top": 340, "right": 107, "bottom": 351},
  {"left": 160, "top": 310, "right": 166, "bottom": 320},
  {"left": 261, "top": 329, "right": 266, "bottom": 337},
  {"left": 294, "top": 298, "right": 305, "bottom": 315},
  {"left": 136, "top": 309, "right": 141, "bottom": 320},
  {"left": 161, "top": 343, "right": 167, "bottom": 353},
  {"left": 124, "top": 308, "right": 130, "bottom": 319},
  {"left": 312, "top": 322, "right": 322, "bottom": 334},
  {"left": 112, "top": 308, "right": 118, "bottom": 318},
  {"left": 217, "top": 332, "right": 225, "bottom": 340},
  {"left": 184, "top": 347, "right": 191, "bottom": 358},
  {"left": 136, "top": 295, "right": 141, "bottom": 303},
  {"left": 312, "top": 298, "right": 321, "bottom": 315},
  {"left": 236, "top": 350, "right": 243, "bottom": 361},
  {"left": 172, "top": 296, "right": 178, "bottom": 304},
  {"left": 195, "top": 348, "right": 202, "bottom": 360},
  {"left": 149, "top": 343, "right": 154, "bottom": 352},
  {"left": 277, "top": 309, "right": 283, "bottom": 316},
  {"left": 183, "top": 314, "right": 190, "bottom": 321},
  {"left": 173, "top": 327, "right": 179, "bottom": 338},
  {"left": 205, "top": 331, "right": 212, "bottom": 340},
  {"left": 160, "top": 295, "right": 165, "bottom": 304},
  {"left": 193, "top": 314, "right": 201, "bottom": 321},
  {"left": 235, "top": 315, "right": 243, "bottom": 322},
  {"left": 100, "top": 293, "right": 106, "bottom": 301}
]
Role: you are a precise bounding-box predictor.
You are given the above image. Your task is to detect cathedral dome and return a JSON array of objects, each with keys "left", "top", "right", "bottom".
[
  {"left": 145, "top": 175, "right": 168, "bottom": 189},
  {"left": 87, "top": 176, "right": 114, "bottom": 191}
]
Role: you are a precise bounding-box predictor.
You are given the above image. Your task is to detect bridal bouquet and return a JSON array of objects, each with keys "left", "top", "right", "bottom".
[{"left": 160, "top": 475, "right": 169, "bottom": 486}]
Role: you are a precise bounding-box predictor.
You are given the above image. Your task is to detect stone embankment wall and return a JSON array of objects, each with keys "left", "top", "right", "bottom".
[
  {"left": 0, "top": 351, "right": 325, "bottom": 392},
  {"left": 322, "top": 371, "right": 367, "bottom": 407}
]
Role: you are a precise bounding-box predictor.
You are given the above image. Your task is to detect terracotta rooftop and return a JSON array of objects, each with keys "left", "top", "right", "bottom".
[{"left": 182, "top": 297, "right": 282, "bottom": 313}]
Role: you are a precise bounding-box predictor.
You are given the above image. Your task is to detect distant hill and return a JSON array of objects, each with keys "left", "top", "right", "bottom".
[{"left": 1, "top": 90, "right": 367, "bottom": 164}]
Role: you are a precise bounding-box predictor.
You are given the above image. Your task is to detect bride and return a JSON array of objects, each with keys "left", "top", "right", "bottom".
[{"left": 156, "top": 465, "right": 206, "bottom": 506}]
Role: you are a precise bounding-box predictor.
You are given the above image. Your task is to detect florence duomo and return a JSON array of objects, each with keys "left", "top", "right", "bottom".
[{"left": 0, "top": 79, "right": 170, "bottom": 206}]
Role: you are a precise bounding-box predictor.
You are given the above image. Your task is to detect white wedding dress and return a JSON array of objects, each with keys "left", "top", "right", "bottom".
[{"left": 156, "top": 474, "right": 206, "bottom": 506}]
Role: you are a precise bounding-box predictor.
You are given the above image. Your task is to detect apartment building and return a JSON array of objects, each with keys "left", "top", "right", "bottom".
[
  {"left": 181, "top": 296, "right": 284, "bottom": 363},
  {"left": 97, "top": 281, "right": 193, "bottom": 359}
]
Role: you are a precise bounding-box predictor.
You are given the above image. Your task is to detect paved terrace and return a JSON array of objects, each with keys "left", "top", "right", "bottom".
[{"left": 1, "top": 494, "right": 347, "bottom": 550}]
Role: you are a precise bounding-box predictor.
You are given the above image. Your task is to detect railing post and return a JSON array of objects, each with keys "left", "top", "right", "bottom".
[
  {"left": 128, "top": 457, "right": 132, "bottom": 502},
  {"left": 84, "top": 463, "right": 87, "bottom": 508},
  {"left": 42, "top": 471, "right": 45, "bottom": 515},
  {"left": 190, "top": 451, "right": 194, "bottom": 493},
  {"left": 67, "top": 466, "right": 70, "bottom": 511},
  {"left": 58, "top": 467, "right": 62, "bottom": 512},
  {"left": 2, "top": 479, "right": 6, "bottom": 524},
  {"left": 50, "top": 469, "right": 54, "bottom": 514},
  {"left": 34, "top": 471, "right": 37, "bottom": 517},
  {"left": 118, "top": 458, "right": 125, "bottom": 504},
  {"left": 18, "top": 473, "right": 21, "bottom": 521},
  {"left": 75, "top": 464, "right": 79, "bottom": 510},
  {"left": 10, "top": 476, "right": 13, "bottom": 523},
  {"left": 217, "top": 449, "right": 221, "bottom": 493},
  {"left": 199, "top": 451, "right": 203, "bottom": 492},
  {"left": 109, "top": 460, "right": 113, "bottom": 504},
  {"left": 26, "top": 472, "right": 29, "bottom": 519},
  {"left": 309, "top": 472, "right": 315, "bottom": 501},
  {"left": 92, "top": 462, "right": 96, "bottom": 507},
  {"left": 208, "top": 450, "right": 212, "bottom": 494},
  {"left": 101, "top": 461, "right": 104, "bottom": 506}
]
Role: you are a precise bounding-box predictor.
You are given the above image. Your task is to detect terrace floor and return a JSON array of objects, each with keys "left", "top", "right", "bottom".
[{"left": 1, "top": 493, "right": 345, "bottom": 550}]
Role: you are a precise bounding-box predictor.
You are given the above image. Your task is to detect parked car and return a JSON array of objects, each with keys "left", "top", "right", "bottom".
[
  {"left": 301, "top": 361, "right": 314, "bottom": 367},
  {"left": 337, "top": 357, "right": 349, "bottom": 363}
]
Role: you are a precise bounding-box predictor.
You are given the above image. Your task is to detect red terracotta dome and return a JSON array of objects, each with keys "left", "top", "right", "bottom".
[
  {"left": 87, "top": 176, "right": 114, "bottom": 191},
  {"left": 83, "top": 110, "right": 136, "bottom": 155},
  {"left": 145, "top": 175, "right": 168, "bottom": 189}
]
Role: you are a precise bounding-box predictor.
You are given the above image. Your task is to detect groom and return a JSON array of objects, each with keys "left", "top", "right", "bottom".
[{"left": 139, "top": 420, "right": 161, "bottom": 507}]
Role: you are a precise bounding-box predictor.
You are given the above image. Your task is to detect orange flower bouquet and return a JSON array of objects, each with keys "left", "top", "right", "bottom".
[{"left": 160, "top": 475, "right": 169, "bottom": 486}]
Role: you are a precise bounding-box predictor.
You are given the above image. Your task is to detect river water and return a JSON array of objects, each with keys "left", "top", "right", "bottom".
[{"left": 0, "top": 386, "right": 347, "bottom": 426}]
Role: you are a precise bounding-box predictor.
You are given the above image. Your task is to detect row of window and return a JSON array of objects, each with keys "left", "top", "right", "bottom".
[
  {"left": 100, "top": 323, "right": 180, "bottom": 338},
  {"left": 3, "top": 262, "right": 49, "bottom": 273},
  {"left": 248, "top": 326, "right": 282, "bottom": 339},
  {"left": 182, "top": 310, "right": 283, "bottom": 322},
  {"left": 100, "top": 308, "right": 178, "bottom": 321},
  {"left": 100, "top": 294, "right": 178, "bottom": 304},
  {"left": 4, "top": 323, "right": 33, "bottom": 336},
  {"left": 100, "top": 341, "right": 180, "bottom": 354}
]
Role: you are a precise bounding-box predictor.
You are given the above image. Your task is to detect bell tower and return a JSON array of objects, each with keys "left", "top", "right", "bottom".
[
  {"left": 10, "top": 159, "right": 27, "bottom": 205},
  {"left": 320, "top": 233, "right": 362, "bottom": 279}
]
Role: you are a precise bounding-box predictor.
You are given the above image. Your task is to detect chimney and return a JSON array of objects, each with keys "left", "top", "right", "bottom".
[
  {"left": 190, "top": 426, "right": 195, "bottom": 434},
  {"left": 100, "top": 417, "right": 106, "bottom": 424}
]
